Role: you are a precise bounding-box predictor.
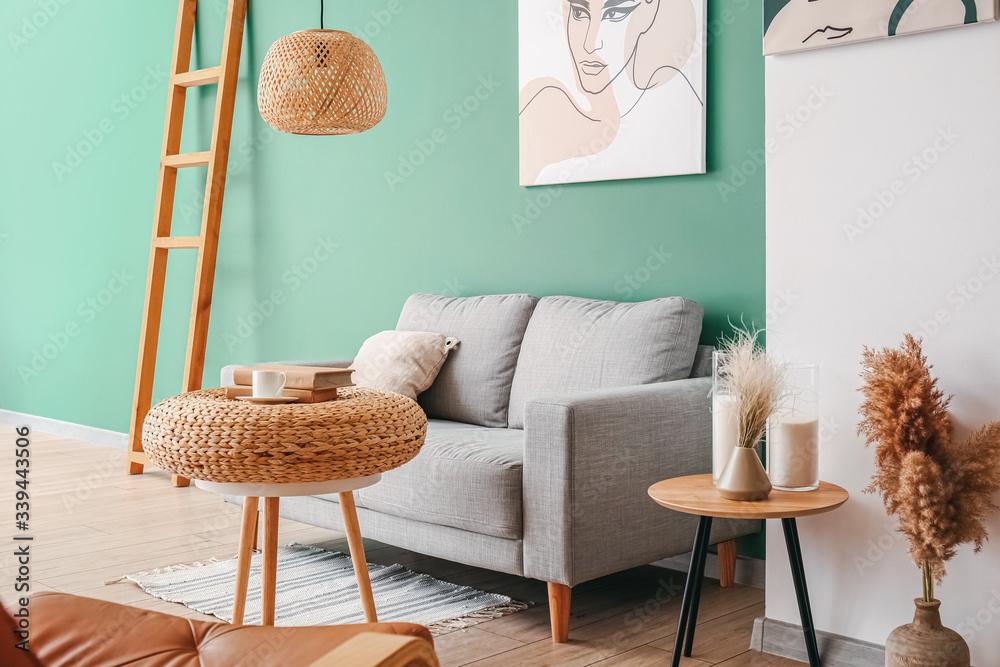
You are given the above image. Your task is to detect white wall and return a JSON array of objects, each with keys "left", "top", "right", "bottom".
[{"left": 765, "top": 21, "right": 1000, "bottom": 664}]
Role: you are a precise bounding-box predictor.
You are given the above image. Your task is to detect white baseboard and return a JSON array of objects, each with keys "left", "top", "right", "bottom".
[
  {"left": 751, "top": 617, "right": 884, "bottom": 666},
  {"left": 0, "top": 409, "right": 127, "bottom": 450},
  {"left": 651, "top": 551, "right": 765, "bottom": 589}
]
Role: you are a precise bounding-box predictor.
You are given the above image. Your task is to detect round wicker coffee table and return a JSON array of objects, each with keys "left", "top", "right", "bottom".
[{"left": 142, "top": 387, "right": 427, "bottom": 626}]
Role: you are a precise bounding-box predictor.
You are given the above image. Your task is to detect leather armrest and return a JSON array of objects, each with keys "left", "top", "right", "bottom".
[
  {"left": 23, "top": 592, "right": 431, "bottom": 667},
  {"left": 307, "top": 633, "right": 439, "bottom": 667}
]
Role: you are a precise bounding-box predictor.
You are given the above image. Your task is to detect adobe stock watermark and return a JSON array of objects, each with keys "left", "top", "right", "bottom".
[
  {"left": 843, "top": 127, "right": 959, "bottom": 244},
  {"left": 916, "top": 254, "right": 999, "bottom": 340},
  {"left": 8, "top": 0, "right": 74, "bottom": 55},
  {"left": 384, "top": 74, "right": 501, "bottom": 191},
  {"left": 761, "top": 288, "right": 798, "bottom": 329},
  {"left": 223, "top": 236, "right": 340, "bottom": 351},
  {"left": 610, "top": 575, "right": 684, "bottom": 648},
  {"left": 512, "top": 116, "right": 622, "bottom": 234},
  {"left": 217, "top": 0, "right": 407, "bottom": 39},
  {"left": 51, "top": 65, "right": 168, "bottom": 182},
  {"left": 956, "top": 589, "right": 1000, "bottom": 643},
  {"left": 18, "top": 268, "right": 135, "bottom": 385},
  {"left": 690, "top": 0, "right": 755, "bottom": 54},
  {"left": 61, "top": 451, "right": 117, "bottom": 514},
  {"left": 614, "top": 246, "right": 673, "bottom": 299},
  {"left": 717, "top": 84, "right": 833, "bottom": 202},
  {"left": 441, "top": 278, "right": 468, "bottom": 298},
  {"left": 187, "top": 502, "right": 244, "bottom": 550},
  {"left": 874, "top": 0, "right": 952, "bottom": 34},
  {"left": 511, "top": 185, "right": 563, "bottom": 234},
  {"left": 177, "top": 125, "right": 278, "bottom": 225},
  {"left": 351, "top": 0, "right": 405, "bottom": 41},
  {"left": 853, "top": 521, "right": 906, "bottom": 576}
]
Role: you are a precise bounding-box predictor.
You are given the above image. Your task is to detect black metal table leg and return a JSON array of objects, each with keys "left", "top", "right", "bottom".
[
  {"left": 683, "top": 516, "right": 713, "bottom": 656},
  {"left": 782, "top": 518, "right": 821, "bottom": 667},
  {"left": 671, "top": 516, "right": 712, "bottom": 667}
]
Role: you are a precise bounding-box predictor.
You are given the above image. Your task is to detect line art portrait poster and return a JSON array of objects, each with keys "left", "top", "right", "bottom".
[{"left": 519, "top": 0, "right": 706, "bottom": 186}]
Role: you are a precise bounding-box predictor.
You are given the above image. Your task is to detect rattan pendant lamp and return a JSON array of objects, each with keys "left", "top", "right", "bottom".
[{"left": 257, "top": 0, "right": 387, "bottom": 135}]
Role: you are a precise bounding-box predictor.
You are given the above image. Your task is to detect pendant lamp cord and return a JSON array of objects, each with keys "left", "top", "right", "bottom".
[{"left": 320, "top": 0, "right": 324, "bottom": 29}]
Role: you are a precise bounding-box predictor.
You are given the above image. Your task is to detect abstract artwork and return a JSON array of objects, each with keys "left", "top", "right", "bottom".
[
  {"left": 518, "top": 0, "right": 706, "bottom": 186},
  {"left": 764, "top": 0, "right": 998, "bottom": 55}
]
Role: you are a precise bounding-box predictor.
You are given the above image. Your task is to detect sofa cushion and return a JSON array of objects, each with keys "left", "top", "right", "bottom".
[
  {"left": 507, "top": 296, "right": 704, "bottom": 429},
  {"left": 396, "top": 293, "right": 538, "bottom": 427},
  {"left": 357, "top": 420, "right": 523, "bottom": 539},
  {"left": 352, "top": 331, "right": 459, "bottom": 400}
]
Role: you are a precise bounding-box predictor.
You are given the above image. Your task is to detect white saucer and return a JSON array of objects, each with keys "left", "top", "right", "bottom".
[{"left": 236, "top": 396, "right": 300, "bottom": 405}]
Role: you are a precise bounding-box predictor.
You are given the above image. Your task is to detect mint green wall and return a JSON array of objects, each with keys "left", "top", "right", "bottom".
[
  {"left": 1, "top": 0, "right": 764, "bottom": 431},
  {"left": 2, "top": 0, "right": 764, "bottom": 558}
]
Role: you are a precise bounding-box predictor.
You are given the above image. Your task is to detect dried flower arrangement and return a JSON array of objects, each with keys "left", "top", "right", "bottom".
[
  {"left": 858, "top": 334, "right": 1000, "bottom": 602},
  {"left": 717, "top": 325, "right": 790, "bottom": 449}
]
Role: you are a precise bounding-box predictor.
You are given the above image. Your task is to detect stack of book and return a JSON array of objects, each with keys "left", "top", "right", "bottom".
[{"left": 225, "top": 364, "right": 355, "bottom": 403}]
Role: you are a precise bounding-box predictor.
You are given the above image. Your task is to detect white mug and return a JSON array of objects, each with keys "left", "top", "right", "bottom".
[{"left": 252, "top": 370, "right": 286, "bottom": 398}]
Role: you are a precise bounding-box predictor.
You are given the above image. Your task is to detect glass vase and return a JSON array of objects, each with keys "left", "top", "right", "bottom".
[
  {"left": 712, "top": 351, "right": 739, "bottom": 484},
  {"left": 767, "top": 364, "right": 820, "bottom": 492}
]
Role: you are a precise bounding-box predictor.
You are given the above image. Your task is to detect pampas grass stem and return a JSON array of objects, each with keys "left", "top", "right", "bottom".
[{"left": 717, "top": 325, "right": 790, "bottom": 449}]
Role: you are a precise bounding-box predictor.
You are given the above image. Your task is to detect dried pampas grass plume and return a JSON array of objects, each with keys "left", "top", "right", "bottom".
[
  {"left": 858, "top": 334, "right": 951, "bottom": 468},
  {"left": 717, "top": 324, "right": 789, "bottom": 449},
  {"left": 859, "top": 334, "right": 1000, "bottom": 600}
]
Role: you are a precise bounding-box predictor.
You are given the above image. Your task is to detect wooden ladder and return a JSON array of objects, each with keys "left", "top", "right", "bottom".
[{"left": 126, "top": 0, "right": 248, "bottom": 485}]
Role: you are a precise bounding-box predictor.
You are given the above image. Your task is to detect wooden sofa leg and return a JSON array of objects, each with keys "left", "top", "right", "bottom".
[
  {"left": 719, "top": 539, "right": 737, "bottom": 588},
  {"left": 547, "top": 583, "right": 571, "bottom": 643}
]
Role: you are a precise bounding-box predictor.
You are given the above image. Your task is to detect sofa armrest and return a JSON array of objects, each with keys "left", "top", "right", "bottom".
[
  {"left": 220, "top": 359, "right": 355, "bottom": 386},
  {"left": 308, "top": 633, "right": 439, "bottom": 667},
  {"left": 522, "top": 377, "right": 757, "bottom": 585}
]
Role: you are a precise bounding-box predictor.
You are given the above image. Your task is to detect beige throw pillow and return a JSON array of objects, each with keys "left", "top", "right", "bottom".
[{"left": 352, "top": 331, "right": 459, "bottom": 400}]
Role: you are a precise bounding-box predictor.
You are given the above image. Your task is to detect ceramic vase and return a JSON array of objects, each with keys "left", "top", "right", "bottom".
[
  {"left": 716, "top": 446, "right": 772, "bottom": 501},
  {"left": 885, "top": 599, "right": 970, "bottom": 667}
]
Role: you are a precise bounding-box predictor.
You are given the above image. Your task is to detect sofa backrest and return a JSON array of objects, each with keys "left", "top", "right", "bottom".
[
  {"left": 506, "top": 295, "right": 704, "bottom": 429},
  {"left": 690, "top": 344, "right": 714, "bottom": 378},
  {"left": 396, "top": 293, "right": 538, "bottom": 428}
]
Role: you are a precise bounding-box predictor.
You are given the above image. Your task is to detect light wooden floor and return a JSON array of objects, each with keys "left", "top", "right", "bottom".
[{"left": 0, "top": 424, "right": 803, "bottom": 666}]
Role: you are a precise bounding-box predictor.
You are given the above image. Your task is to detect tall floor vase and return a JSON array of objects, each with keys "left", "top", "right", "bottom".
[{"left": 885, "top": 599, "right": 970, "bottom": 667}]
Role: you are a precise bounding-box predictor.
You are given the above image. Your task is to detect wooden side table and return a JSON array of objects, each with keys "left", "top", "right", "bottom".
[
  {"left": 196, "top": 475, "right": 382, "bottom": 626},
  {"left": 648, "top": 474, "right": 848, "bottom": 667}
]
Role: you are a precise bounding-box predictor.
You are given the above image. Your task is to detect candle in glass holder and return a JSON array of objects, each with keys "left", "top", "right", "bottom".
[
  {"left": 713, "top": 392, "right": 740, "bottom": 483},
  {"left": 768, "top": 415, "right": 819, "bottom": 491},
  {"left": 767, "top": 364, "right": 820, "bottom": 491}
]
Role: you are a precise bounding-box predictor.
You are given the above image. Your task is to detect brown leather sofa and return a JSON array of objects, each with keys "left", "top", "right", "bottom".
[{"left": 3, "top": 592, "right": 438, "bottom": 667}]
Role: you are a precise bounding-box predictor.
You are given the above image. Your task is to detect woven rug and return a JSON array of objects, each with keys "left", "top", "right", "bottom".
[{"left": 115, "top": 544, "right": 526, "bottom": 634}]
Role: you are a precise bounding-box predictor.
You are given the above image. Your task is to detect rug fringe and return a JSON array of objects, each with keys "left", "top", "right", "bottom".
[
  {"left": 425, "top": 600, "right": 531, "bottom": 635},
  {"left": 103, "top": 556, "right": 230, "bottom": 585}
]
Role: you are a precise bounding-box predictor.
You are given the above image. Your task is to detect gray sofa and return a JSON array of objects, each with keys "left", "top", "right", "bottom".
[{"left": 221, "top": 293, "right": 758, "bottom": 642}]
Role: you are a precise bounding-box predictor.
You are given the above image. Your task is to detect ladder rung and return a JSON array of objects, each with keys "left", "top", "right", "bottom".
[
  {"left": 127, "top": 451, "right": 152, "bottom": 467},
  {"left": 153, "top": 236, "right": 202, "bottom": 249},
  {"left": 172, "top": 66, "right": 222, "bottom": 87},
  {"left": 162, "top": 152, "right": 212, "bottom": 168}
]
